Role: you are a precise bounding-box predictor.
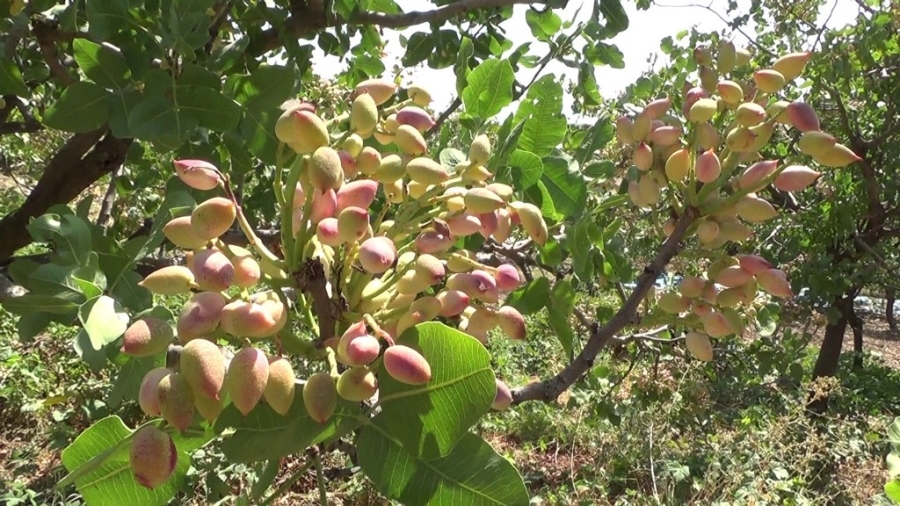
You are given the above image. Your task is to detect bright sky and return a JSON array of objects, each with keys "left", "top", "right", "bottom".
[{"left": 309, "top": 0, "right": 859, "bottom": 120}]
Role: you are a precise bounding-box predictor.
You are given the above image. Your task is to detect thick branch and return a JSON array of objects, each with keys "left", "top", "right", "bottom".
[
  {"left": 510, "top": 207, "right": 697, "bottom": 404},
  {"left": 248, "top": 0, "right": 552, "bottom": 56},
  {"left": 32, "top": 17, "right": 76, "bottom": 86},
  {"left": 0, "top": 129, "right": 132, "bottom": 263}
]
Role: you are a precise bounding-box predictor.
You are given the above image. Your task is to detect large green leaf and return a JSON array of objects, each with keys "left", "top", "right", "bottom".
[
  {"left": 72, "top": 39, "right": 132, "bottom": 90},
  {"left": 357, "top": 429, "right": 529, "bottom": 506},
  {"left": 60, "top": 416, "right": 212, "bottom": 506},
  {"left": 505, "top": 276, "right": 551, "bottom": 315},
  {"left": 374, "top": 322, "right": 495, "bottom": 460},
  {"left": 228, "top": 64, "right": 296, "bottom": 111},
  {"left": 461, "top": 58, "right": 515, "bottom": 120},
  {"left": 540, "top": 157, "right": 587, "bottom": 217},
  {"left": 513, "top": 75, "right": 567, "bottom": 157},
  {"left": 0, "top": 57, "right": 30, "bottom": 97},
  {"left": 181, "top": 87, "right": 241, "bottom": 131},
  {"left": 84, "top": 0, "right": 128, "bottom": 39},
  {"left": 43, "top": 81, "right": 112, "bottom": 133},
  {"left": 525, "top": 8, "right": 562, "bottom": 42},
  {"left": 127, "top": 93, "right": 198, "bottom": 144},
  {"left": 26, "top": 213, "right": 93, "bottom": 266},
  {"left": 548, "top": 280, "right": 577, "bottom": 357},
  {"left": 575, "top": 115, "right": 614, "bottom": 167},
  {"left": 214, "top": 390, "right": 362, "bottom": 463},
  {"left": 27, "top": 264, "right": 85, "bottom": 301},
  {"left": 2, "top": 294, "right": 80, "bottom": 315},
  {"left": 241, "top": 107, "right": 280, "bottom": 165},
  {"left": 506, "top": 149, "right": 543, "bottom": 189},
  {"left": 79, "top": 295, "right": 130, "bottom": 350}
]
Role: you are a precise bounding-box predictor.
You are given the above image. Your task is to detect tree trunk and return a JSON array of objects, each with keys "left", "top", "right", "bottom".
[
  {"left": 0, "top": 129, "right": 132, "bottom": 263},
  {"left": 808, "top": 297, "right": 851, "bottom": 413},
  {"left": 847, "top": 302, "right": 863, "bottom": 369},
  {"left": 887, "top": 288, "right": 896, "bottom": 330}
]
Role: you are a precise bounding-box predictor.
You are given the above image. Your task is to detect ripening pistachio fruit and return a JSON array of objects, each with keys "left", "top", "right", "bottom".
[
  {"left": 684, "top": 332, "right": 714, "bottom": 361},
  {"left": 122, "top": 317, "right": 174, "bottom": 357},
  {"left": 753, "top": 69, "right": 786, "bottom": 93},
  {"left": 276, "top": 109, "right": 329, "bottom": 154},
  {"left": 394, "top": 124, "right": 428, "bottom": 155},
  {"left": 309, "top": 146, "right": 345, "bottom": 193},
  {"left": 173, "top": 159, "right": 221, "bottom": 191},
  {"left": 358, "top": 236, "right": 397, "bottom": 274},
  {"left": 130, "top": 426, "right": 177, "bottom": 489},
  {"left": 337, "top": 367, "right": 378, "bottom": 402},
  {"left": 303, "top": 371, "right": 337, "bottom": 423},
  {"left": 383, "top": 345, "right": 432, "bottom": 385},
  {"left": 177, "top": 291, "right": 226, "bottom": 343},
  {"left": 350, "top": 92, "right": 379, "bottom": 134},
  {"left": 407, "top": 83, "right": 432, "bottom": 107},
  {"left": 157, "top": 372, "right": 195, "bottom": 432},
  {"left": 396, "top": 106, "right": 435, "bottom": 133},
  {"left": 139, "top": 266, "right": 195, "bottom": 295},
  {"left": 772, "top": 51, "right": 811, "bottom": 81},
  {"left": 509, "top": 201, "right": 548, "bottom": 245},
  {"left": 264, "top": 356, "right": 296, "bottom": 416},
  {"left": 355, "top": 78, "right": 398, "bottom": 106},
  {"left": 163, "top": 216, "right": 208, "bottom": 250},
  {"left": 191, "top": 248, "right": 234, "bottom": 292},
  {"left": 226, "top": 347, "right": 270, "bottom": 416},
  {"left": 469, "top": 134, "right": 492, "bottom": 166},
  {"left": 139, "top": 367, "right": 172, "bottom": 417},
  {"left": 191, "top": 197, "right": 236, "bottom": 241}
]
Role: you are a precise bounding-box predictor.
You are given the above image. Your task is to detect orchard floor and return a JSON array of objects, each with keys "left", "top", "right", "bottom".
[{"left": 1, "top": 311, "right": 899, "bottom": 505}]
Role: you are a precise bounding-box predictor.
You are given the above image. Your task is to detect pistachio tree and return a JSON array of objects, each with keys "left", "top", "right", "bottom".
[{"left": 0, "top": 0, "right": 851, "bottom": 504}]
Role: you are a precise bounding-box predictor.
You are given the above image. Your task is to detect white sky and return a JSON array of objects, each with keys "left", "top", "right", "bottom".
[{"left": 309, "top": 0, "right": 859, "bottom": 120}]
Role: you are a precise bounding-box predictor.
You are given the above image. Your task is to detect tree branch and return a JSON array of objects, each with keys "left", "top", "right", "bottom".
[
  {"left": 511, "top": 207, "right": 697, "bottom": 404},
  {"left": 32, "top": 17, "right": 76, "bottom": 86},
  {"left": 0, "top": 129, "right": 132, "bottom": 263}
]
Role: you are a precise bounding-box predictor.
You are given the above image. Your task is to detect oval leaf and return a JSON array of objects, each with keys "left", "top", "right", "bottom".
[{"left": 43, "top": 81, "right": 112, "bottom": 133}]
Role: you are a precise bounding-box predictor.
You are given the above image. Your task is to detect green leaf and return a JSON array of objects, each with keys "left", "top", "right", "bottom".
[
  {"left": 455, "top": 37, "right": 475, "bottom": 95},
  {"left": 584, "top": 160, "right": 616, "bottom": 179},
  {"left": 74, "top": 328, "right": 108, "bottom": 372},
  {"left": 516, "top": 74, "right": 567, "bottom": 158},
  {"left": 127, "top": 93, "right": 198, "bottom": 145},
  {"left": 79, "top": 295, "right": 130, "bottom": 351},
  {"left": 571, "top": 219, "right": 595, "bottom": 281},
  {"left": 357, "top": 430, "right": 529, "bottom": 506},
  {"left": 575, "top": 116, "right": 615, "bottom": 167},
  {"left": 540, "top": 157, "right": 587, "bottom": 217},
  {"left": 402, "top": 32, "right": 435, "bottom": 67},
  {"left": 43, "top": 81, "right": 112, "bottom": 133},
  {"left": 27, "top": 264, "right": 85, "bottom": 301},
  {"left": 108, "top": 89, "right": 143, "bottom": 138},
  {"left": 0, "top": 57, "right": 30, "bottom": 97},
  {"left": 3, "top": 294, "right": 80, "bottom": 315},
  {"left": 374, "top": 322, "right": 495, "bottom": 460},
  {"left": 60, "top": 416, "right": 212, "bottom": 506},
  {"left": 229, "top": 65, "right": 295, "bottom": 110},
  {"left": 889, "top": 416, "right": 900, "bottom": 449},
  {"left": 548, "top": 280, "right": 577, "bottom": 357},
  {"left": 27, "top": 213, "right": 93, "bottom": 266},
  {"left": 506, "top": 149, "right": 543, "bottom": 189},
  {"left": 72, "top": 39, "right": 132, "bottom": 90},
  {"left": 439, "top": 148, "right": 467, "bottom": 169},
  {"left": 505, "top": 277, "right": 551, "bottom": 315},
  {"left": 461, "top": 59, "right": 515, "bottom": 120},
  {"left": 525, "top": 8, "right": 562, "bottom": 42},
  {"left": 886, "top": 479, "right": 900, "bottom": 502},
  {"left": 85, "top": 0, "right": 127, "bottom": 39},
  {"left": 588, "top": 42, "right": 625, "bottom": 69},
  {"left": 16, "top": 313, "right": 50, "bottom": 342},
  {"left": 181, "top": 87, "right": 241, "bottom": 131},
  {"left": 241, "top": 107, "right": 279, "bottom": 165},
  {"left": 214, "top": 390, "right": 362, "bottom": 463},
  {"left": 598, "top": 0, "right": 630, "bottom": 37}
]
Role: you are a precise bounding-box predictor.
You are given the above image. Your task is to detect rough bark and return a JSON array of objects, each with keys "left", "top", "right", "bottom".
[
  {"left": 0, "top": 129, "right": 132, "bottom": 263},
  {"left": 847, "top": 302, "right": 863, "bottom": 369},
  {"left": 808, "top": 297, "right": 850, "bottom": 413}
]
